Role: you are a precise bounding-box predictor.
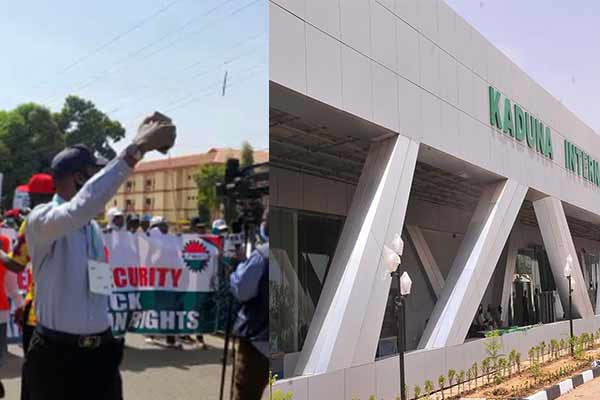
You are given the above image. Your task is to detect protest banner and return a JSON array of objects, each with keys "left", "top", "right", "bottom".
[
  {"left": 0, "top": 228, "right": 221, "bottom": 339},
  {"left": 105, "top": 231, "right": 220, "bottom": 336}
]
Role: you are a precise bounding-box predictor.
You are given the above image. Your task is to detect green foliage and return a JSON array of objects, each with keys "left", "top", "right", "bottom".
[
  {"left": 550, "top": 339, "right": 559, "bottom": 360},
  {"left": 195, "top": 163, "right": 226, "bottom": 221},
  {"left": 457, "top": 370, "right": 465, "bottom": 393},
  {"left": 447, "top": 369, "right": 456, "bottom": 392},
  {"left": 413, "top": 385, "right": 421, "bottom": 399},
  {"left": 0, "top": 97, "right": 124, "bottom": 208},
  {"left": 268, "top": 371, "right": 293, "bottom": 400},
  {"left": 54, "top": 95, "right": 125, "bottom": 159},
  {"left": 484, "top": 330, "right": 504, "bottom": 369},
  {"left": 240, "top": 140, "right": 254, "bottom": 168},
  {"left": 271, "top": 390, "right": 293, "bottom": 400},
  {"left": 438, "top": 375, "right": 446, "bottom": 399},
  {"left": 424, "top": 380, "right": 433, "bottom": 399},
  {"left": 481, "top": 357, "right": 491, "bottom": 383}
]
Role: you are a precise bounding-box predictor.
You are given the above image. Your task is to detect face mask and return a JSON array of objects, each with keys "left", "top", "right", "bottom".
[{"left": 75, "top": 170, "right": 93, "bottom": 192}]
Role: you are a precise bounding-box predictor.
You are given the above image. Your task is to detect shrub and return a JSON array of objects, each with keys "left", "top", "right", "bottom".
[
  {"left": 271, "top": 389, "right": 293, "bottom": 400},
  {"left": 482, "top": 358, "right": 490, "bottom": 384},
  {"left": 414, "top": 385, "right": 421, "bottom": 399},
  {"left": 457, "top": 370, "right": 465, "bottom": 394},
  {"left": 424, "top": 380, "right": 433, "bottom": 400},
  {"left": 466, "top": 369, "right": 472, "bottom": 391},
  {"left": 447, "top": 369, "right": 456, "bottom": 395},
  {"left": 515, "top": 352, "right": 521, "bottom": 374},
  {"left": 438, "top": 375, "right": 446, "bottom": 399}
]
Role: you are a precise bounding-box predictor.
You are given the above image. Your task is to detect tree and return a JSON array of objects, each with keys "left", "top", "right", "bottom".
[
  {"left": 195, "top": 163, "right": 226, "bottom": 221},
  {"left": 54, "top": 95, "right": 125, "bottom": 159},
  {"left": 240, "top": 140, "right": 254, "bottom": 168},
  {"left": 0, "top": 97, "right": 124, "bottom": 208},
  {"left": 0, "top": 104, "right": 64, "bottom": 208}
]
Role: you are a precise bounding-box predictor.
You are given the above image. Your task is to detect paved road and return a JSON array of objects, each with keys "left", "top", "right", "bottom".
[
  {"left": 1, "top": 334, "right": 233, "bottom": 400},
  {"left": 559, "top": 376, "right": 600, "bottom": 399}
]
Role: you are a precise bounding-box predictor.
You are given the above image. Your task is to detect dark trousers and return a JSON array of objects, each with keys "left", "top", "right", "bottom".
[
  {"left": 20, "top": 324, "right": 35, "bottom": 400},
  {"left": 23, "top": 329, "right": 124, "bottom": 400},
  {"left": 233, "top": 339, "right": 268, "bottom": 400}
]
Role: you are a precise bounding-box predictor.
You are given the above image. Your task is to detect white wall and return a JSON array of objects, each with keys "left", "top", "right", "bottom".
[
  {"left": 271, "top": 167, "right": 355, "bottom": 216},
  {"left": 273, "top": 316, "right": 600, "bottom": 400},
  {"left": 270, "top": 0, "right": 600, "bottom": 225}
]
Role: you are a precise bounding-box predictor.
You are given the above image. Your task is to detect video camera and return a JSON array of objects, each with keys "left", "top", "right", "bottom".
[{"left": 215, "top": 159, "right": 268, "bottom": 226}]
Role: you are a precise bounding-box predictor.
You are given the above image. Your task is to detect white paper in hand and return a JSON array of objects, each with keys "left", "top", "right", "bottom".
[{"left": 88, "top": 259, "right": 113, "bottom": 295}]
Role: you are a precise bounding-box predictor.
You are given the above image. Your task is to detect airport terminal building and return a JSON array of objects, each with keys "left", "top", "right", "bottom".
[{"left": 269, "top": 0, "right": 600, "bottom": 398}]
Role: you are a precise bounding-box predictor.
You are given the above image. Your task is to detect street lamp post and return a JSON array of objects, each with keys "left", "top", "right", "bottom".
[
  {"left": 564, "top": 255, "right": 574, "bottom": 357},
  {"left": 384, "top": 234, "right": 412, "bottom": 400}
]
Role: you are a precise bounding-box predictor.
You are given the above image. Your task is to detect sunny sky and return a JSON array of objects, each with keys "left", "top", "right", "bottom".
[
  {"left": 446, "top": 0, "right": 600, "bottom": 134},
  {"left": 0, "top": 0, "right": 267, "bottom": 159}
]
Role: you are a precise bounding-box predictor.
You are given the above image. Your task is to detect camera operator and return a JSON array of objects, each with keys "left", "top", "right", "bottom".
[
  {"left": 22, "top": 112, "right": 176, "bottom": 400},
  {"left": 230, "top": 209, "right": 268, "bottom": 400}
]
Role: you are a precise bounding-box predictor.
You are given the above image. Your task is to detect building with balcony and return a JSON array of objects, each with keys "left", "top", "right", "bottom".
[{"left": 107, "top": 147, "right": 268, "bottom": 226}]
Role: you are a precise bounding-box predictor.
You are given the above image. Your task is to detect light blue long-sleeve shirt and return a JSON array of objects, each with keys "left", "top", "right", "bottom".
[{"left": 26, "top": 158, "right": 132, "bottom": 335}]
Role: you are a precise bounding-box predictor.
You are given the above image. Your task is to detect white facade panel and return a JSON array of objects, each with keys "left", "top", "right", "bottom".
[
  {"left": 370, "top": 1, "right": 398, "bottom": 72},
  {"left": 372, "top": 62, "right": 400, "bottom": 131},
  {"left": 306, "top": 24, "right": 343, "bottom": 109},
  {"left": 340, "top": 0, "right": 371, "bottom": 56},
  {"left": 306, "top": 0, "right": 341, "bottom": 39},
  {"left": 396, "top": 17, "right": 420, "bottom": 84},
  {"left": 438, "top": 50, "right": 458, "bottom": 105},
  {"left": 397, "top": 76, "right": 422, "bottom": 139},
  {"left": 269, "top": 3, "right": 307, "bottom": 94},
  {"left": 418, "top": 35, "right": 440, "bottom": 94},
  {"left": 341, "top": 45, "right": 374, "bottom": 121}
]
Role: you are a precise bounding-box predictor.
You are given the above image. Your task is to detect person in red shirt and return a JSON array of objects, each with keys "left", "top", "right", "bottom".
[{"left": 0, "top": 231, "right": 26, "bottom": 398}]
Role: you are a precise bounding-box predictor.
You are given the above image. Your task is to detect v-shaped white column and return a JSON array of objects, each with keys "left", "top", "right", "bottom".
[
  {"left": 532, "top": 197, "right": 594, "bottom": 319},
  {"left": 295, "top": 134, "right": 419, "bottom": 375},
  {"left": 418, "top": 179, "right": 528, "bottom": 349}
]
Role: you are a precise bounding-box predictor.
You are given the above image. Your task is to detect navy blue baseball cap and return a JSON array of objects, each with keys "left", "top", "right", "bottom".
[{"left": 50, "top": 144, "right": 108, "bottom": 177}]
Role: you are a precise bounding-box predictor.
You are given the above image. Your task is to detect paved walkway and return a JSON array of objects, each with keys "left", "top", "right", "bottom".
[
  {"left": 559, "top": 376, "right": 600, "bottom": 399},
  {"left": 1, "top": 333, "right": 233, "bottom": 400}
]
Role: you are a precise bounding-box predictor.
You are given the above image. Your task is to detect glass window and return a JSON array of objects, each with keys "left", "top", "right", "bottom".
[{"left": 269, "top": 207, "right": 344, "bottom": 355}]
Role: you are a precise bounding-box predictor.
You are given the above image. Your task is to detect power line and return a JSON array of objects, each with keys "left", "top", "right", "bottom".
[
  {"left": 43, "top": 0, "right": 246, "bottom": 106},
  {"left": 35, "top": 0, "right": 185, "bottom": 88},
  {"left": 101, "top": 33, "right": 265, "bottom": 117}
]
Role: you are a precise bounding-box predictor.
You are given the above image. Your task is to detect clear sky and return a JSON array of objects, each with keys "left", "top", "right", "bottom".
[
  {"left": 0, "top": 0, "right": 267, "bottom": 159},
  {"left": 446, "top": 0, "right": 600, "bottom": 134}
]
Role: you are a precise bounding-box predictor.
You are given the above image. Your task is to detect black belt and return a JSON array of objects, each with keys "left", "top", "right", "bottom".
[{"left": 35, "top": 325, "right": 114, "bottom": 349}]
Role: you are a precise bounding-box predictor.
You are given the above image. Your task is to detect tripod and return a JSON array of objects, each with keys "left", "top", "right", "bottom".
[{"left": 218, "top": 223, "right": 255, "bottom": 400}]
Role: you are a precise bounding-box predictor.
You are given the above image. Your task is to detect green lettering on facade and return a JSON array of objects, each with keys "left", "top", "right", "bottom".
[
  {"left": 514, "top": 104, "right": 525, "bottom": 141},
  {"left": 544, "top": 126, "right": 553, "bottom": 159},
  {"left": 489, "top": 86, "right": 502, "bottom": 129},
  {"left": 565, "top": 140, "right": 571, "bottom": 171},
  {"left": 535, "top": 121, "right": 545, "bottom": 154},
  {"left": 503, "top": 98, "right": 514, "bottom": 136},
  {"left": 525, "top": 113, "right": 535, "bottom": 148}
]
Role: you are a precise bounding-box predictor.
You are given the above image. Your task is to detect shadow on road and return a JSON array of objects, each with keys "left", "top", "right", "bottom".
[
  {"left": 0, "top": 351, "right": 24, "bottom": 380},
  {"left": 121, "top": 345, "right": 231, "bottom": 372}
]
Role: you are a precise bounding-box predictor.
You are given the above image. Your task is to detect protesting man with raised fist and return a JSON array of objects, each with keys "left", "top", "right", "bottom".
[{"left": 23, "top": 112, "right": 176, "bottom": 400}]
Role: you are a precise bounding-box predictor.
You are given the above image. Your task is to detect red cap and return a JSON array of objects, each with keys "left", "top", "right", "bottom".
[
  {"left": 27, "top": 174, "right": 54, "bottom": 194},
  {"left": 16, "top": 185, "right": 29, "bottom": 193},
  {"left": 4, "top": 209, "right": 20, "bottom": 218}
]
